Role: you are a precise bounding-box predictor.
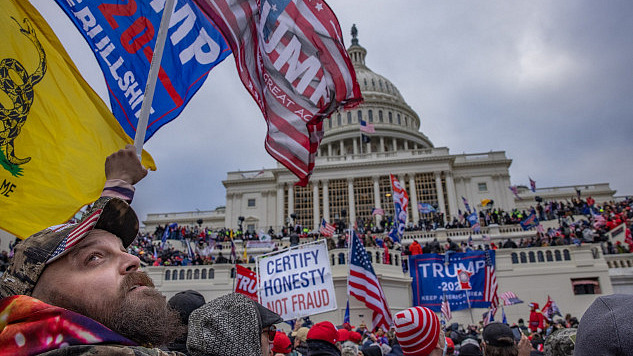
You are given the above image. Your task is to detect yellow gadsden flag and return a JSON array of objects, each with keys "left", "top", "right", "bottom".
[{"left": 0, "top": 0, "right": 156, "bottom": 238}]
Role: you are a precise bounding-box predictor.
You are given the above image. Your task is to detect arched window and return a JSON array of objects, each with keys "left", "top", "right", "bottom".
[
  {"left": 363, "top": 78, "right": 367, "bottom": 87},
  {"left": 357, "top": 110, "right": 362, "bottom": 123},
  {"left": 555, "top": 250, "right": 562, "bottom": 261},
  {"left": 389, "top": 254, "right": 393, "bottom": 265},
  {"left": 179, "top": 270, "right": 185, "bottom": 280},
  {"left": 395, "top": 254, "right": 399, "bottom": 266},
  {"left": 546, "top": 250, "right": 553, "bottom": 262},
  {"left": 528, "top": 251, "right": 535, "bottom": 263},
  {"left": 520, "top": 252, "right": 527, "bottom": 263},
  {"left": 537, "top": 251, "right": 544, "bottom": 262},
  {"left": 375, "top": 251, "right": 381, "bottom": 263},
  {"left": 201, "top": 269, "right": 207, "bottom": 279},
  {"left": 511, "top": 253, "right": 518, "bottom": 264},
  {"left": 347, "top": 112, "right": 352, "bottom": 124},
  {"left": 372, "top": 78, "right": 376, "bottom": 89},
  {"left": 186, "top": 270, "right": 192, "bottom": 280},
  {"left": 388, "top": 112, "right": 393, "bottom": 123},
  {"left": 331, "top": 254, "right": 336, "bottom": 266},
  {"left": 338, "top": 252, "right": 346, "bottom": 265},
  {"left": 367, "top": 252, "right": 373, "bottom": 263},
  {"left": 172, "top": 270, "right": 178, "bottom": 280},
  {"left": 368, "top": 110, "right": 373, "bottom": 123},
  {"left": 165, "top": 270, "right": 170, "bottom": 280},
  {"left": 397, "top": 114, "right": 401, "bottom": 125},
  {"left": 563, "top": 249, "right": 571, "bottom": 261},
  {"left": 379, "top": 80, "right": 383, "bottom": 90},
  {"left": 337, "top": 113, "right": 341, "bottom": 126},
  {"left": 378, "top": 110, "right": 383, "bottom": 122},
  {"left": 208, "top": 268, "right": 215, "bottom": 279},
  {"left": 194, "top": 269, "right": 200, "bottom": 279}
]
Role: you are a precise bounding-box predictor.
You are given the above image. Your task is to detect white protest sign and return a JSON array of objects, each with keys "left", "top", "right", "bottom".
[{"left": 257, "top": 240, "right": 336, "bottom": 320}]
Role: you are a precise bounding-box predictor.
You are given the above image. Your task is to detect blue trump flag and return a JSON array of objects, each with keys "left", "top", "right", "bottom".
[
  {"left": 54, "top": 0, "right": 231, "bottom": 141},
  {"left": 520, "top": 212, "right": 539, "bottom": 231},
  {"left": 409, "top": 251, "right": 496, "bottom": 312}
]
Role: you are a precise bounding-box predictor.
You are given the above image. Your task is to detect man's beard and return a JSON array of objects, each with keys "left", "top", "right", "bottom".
[{"left": 50, "top": 271, "right": 185, "bottom": 347}]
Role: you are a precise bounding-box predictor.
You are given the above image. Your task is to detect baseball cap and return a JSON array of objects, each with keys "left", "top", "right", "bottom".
[
  {"left": 482, "top": 322, "right": 515, "bottom": 347},
  {"left": 307, "top": 321, "right": 338, "bottom": 345},
  {"left": 0, "top": 196, "right": 138, "bottom": 298},
  {"left": 272, "top": 331, "right": 292, "bottom": 354}
]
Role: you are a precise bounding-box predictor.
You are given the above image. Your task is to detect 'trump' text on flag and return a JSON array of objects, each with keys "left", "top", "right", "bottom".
[
  {"left": 192, "top": 0, "right": 363, "bottom": 185},
  {"left": 54, "top": 0, "right": 231, "bottom": 141}
]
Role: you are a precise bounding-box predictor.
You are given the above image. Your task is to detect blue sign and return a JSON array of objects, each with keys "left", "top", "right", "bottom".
[
  {"left": 55, "top": 0, "right": 231, "bottom": 141},
  {"left": 410, "top": 251, "right": 495, "bottom": 312}
]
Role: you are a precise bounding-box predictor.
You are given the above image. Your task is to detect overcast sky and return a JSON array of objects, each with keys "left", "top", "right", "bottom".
[{"left": 33, "top": 0, "right": 633, "bottom": 225}]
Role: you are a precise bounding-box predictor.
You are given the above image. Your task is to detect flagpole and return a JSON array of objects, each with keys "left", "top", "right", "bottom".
[
  {"left": 133, "top": 0, "right": 175, "bottom": 157},
  {"left": 465, "top": 290, "right": 475, "bottom": 325}
]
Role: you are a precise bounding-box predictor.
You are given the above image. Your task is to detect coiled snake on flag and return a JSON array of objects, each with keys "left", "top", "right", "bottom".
[{"left": 0, "top": 17, "right": 47, "bottom": 166}]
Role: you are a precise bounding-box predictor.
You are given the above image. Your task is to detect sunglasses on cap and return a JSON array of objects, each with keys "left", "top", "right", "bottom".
[{"left": 263, "top": 325, "right": 276, "bottom": 342}]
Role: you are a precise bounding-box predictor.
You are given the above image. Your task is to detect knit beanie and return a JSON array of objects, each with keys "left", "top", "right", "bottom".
[{"left": 394, "top": 306, "right": 440, "bottom": 356}]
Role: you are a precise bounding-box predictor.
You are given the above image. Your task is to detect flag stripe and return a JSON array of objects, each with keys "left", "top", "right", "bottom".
[{"left": 193, "top": 0, "right": 361, "bottom": 184}]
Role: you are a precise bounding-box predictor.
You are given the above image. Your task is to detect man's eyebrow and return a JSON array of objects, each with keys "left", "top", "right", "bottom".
[{"left": 68, "top": 238, "right": 110, "bottom": 259}]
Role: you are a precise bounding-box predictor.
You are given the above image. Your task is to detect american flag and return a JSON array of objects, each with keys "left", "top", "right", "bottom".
[
  {"left": 500, "top": 291, "right": 524, "bottom": 306},
  {"left": 484, "top": 250, "right": 499, "bottom": 310},
  {"left": 319, "top": 218, "right": 336, "bottom": 237},
  {"left": 348, "top": 231, "right": 393, "bottom": 330},
  {"left": 360, "top": 119, "right": 375, "bottom": 134},
  {"left": 371, "top": 207, "right": 385, "bottom": 216},
  {"left": 461, "top": 196, "right": 471, "bottom": 213},
  {"left": 193, "top": 0, "right": 362, "bottom": 185},
  {"left": 441, "top": 296, "right": 452, "bottom": 323}
]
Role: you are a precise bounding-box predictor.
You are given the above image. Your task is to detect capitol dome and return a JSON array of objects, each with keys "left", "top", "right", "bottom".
[{"left": 319, "top": 25, "right": 433, "bottom": 158}]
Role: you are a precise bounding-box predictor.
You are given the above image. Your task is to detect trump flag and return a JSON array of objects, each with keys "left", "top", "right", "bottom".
[
  {"left": 192, "top": 0, "right": 362, "bottom": 185},
  {"left": 0, "top": 0, "right": 155, "bottom": 238},
  {"left": 54, "top": 0, "right": 231, "bottom": 141},
  {"left": 410, "top": 251, "right": 496, "bottom": 312}
]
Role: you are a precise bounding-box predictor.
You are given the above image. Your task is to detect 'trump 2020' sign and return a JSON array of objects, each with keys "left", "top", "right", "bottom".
[
  {"left": 257, "top": 240, "right": 336, "bottom": 321},
  {"left": 410, "top": 251, "right": 495, "bottom": 312}
]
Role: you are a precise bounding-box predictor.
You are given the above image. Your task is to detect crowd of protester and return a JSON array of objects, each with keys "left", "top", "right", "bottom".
[
  {"left": 164, "top": 287, "right": 584, "bottom": 356},
  {"left": 117, "top": 196, "right": 632, "bottom": 267}
]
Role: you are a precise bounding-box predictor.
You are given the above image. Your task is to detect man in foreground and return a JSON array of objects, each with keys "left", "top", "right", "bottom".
[{"left": 0, "top": 145, "right": 185, "bottom": 355}]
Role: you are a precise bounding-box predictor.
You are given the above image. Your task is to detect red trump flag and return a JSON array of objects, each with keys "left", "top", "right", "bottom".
[{"left": 192, "top": 0, "right": 362, "bottom": 185}]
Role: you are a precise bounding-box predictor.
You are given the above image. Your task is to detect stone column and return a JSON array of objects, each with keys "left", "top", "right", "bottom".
[
  {"left": 409, "top": 175, "right": 419, "bottom": 224},
  {"left": 435, "top": 171, "right": 446, "bottom": 223},
  {"left": 313, "top": 182, "right": 320, "bottom": 230},
  {"left": 328, "top": 143, "right": 333, "bottom": 157},
  {"left": 348, "top": 178, "right": 356, "bottom": 226},
  {"left": 225, "top": 192, "right": 234, "bottom": 229},
  {"left": 445, "top": 172, "right": 458, "bottom": 220},
  {"left": 404, "top": 140, "right": 409, "bottom": 150},
  {"left": 353, "top": 137, "right": 358, "bottom": 155},
  {"left": 339, "top": 140, "right": 345, "bottom": 157},
  {"left": 379, "top": 137, "right": 385, "bottom": 153},
  {"left": 288, "top": 185, "right": 294, "bottom": 225},
  {"left": 276, "top": 185, "right": 284, "bottom": 229},
  {"left": 323, "top": 180, "right": 330, "bottom": 222},
  {"left": 373, "top": 176, "right": 382, "bottom": 224},
  {"left": 392, "top": 137, "right": 397, "bottom": 151}
]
